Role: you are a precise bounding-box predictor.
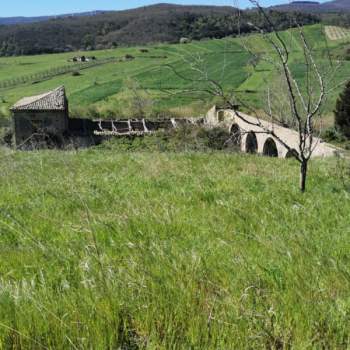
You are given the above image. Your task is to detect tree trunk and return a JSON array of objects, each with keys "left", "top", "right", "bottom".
[{"left": 300, "top": 160, "right": 308, "bottom": 193}]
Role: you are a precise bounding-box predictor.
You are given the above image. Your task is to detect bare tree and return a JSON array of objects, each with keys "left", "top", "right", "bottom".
[
  {"left": 125, "top": 78, "right": 154, "bottom": 118},
  {"left": 249, "top": 0, "right": 328, "bottom": 192},
  {"left": 163, "top": 0, "right": 339, "bottom": 192}
]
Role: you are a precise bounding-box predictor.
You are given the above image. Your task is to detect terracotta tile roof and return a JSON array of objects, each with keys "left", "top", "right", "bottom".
[{"left": 11, "top": 86, "right": 67, "bottom": 111}]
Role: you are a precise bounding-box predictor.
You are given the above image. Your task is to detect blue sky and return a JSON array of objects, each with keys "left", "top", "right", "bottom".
[{"left": 1, "top": 0, "right": 328, "bottom": 17}]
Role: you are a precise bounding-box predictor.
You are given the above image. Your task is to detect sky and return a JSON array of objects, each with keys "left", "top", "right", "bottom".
[{"left": 1, "top": 0, "right": 328, "bottom": 17}]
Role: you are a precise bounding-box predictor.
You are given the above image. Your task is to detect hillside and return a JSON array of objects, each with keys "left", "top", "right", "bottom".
[
  {"left": 0, "top": 24, "right": 348, "bottom": 125},
  {"left": 271, "top": 0, "right": 350, "bottom": 12},
  {"left": 323, "top": 0, "right": 350, "bottom": 11},
  {"left": 1, "top": 6, "right": 350, "bottom": 347},
  {"left": 0, "top": 4, "right": 318, "bottom": 56},
  {"left": 0, "top": 11, "right": 107, "bottom": 25}
]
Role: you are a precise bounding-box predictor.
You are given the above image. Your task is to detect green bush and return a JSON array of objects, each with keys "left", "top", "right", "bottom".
[
  {"left": 334, "top": 80, "right": 350, "bottom": 138},
  {"left": 99, "top": 126, "right": 237, "bottom": 153},
  {"left": 321, "top": 126, "right": 346, "bottom": 143},
  {"left": 87, "top": 105, "right": 101, "bottom": 119},
  {"left": 198, "top": 127, "right": 233, "bottom": 150},
  {"left": 0, "top": 127, "right": 13, "bottom": 146}
]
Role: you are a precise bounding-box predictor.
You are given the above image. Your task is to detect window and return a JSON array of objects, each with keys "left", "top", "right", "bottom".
[{"left": 218, "top": 110, "right": 225, "bottom": 122}]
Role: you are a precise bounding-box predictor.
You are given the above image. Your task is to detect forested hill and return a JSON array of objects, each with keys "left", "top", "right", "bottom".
[
  {"left": 271, "top": 0, "right": 350, "bottom": 13},
  {"left": 0, "top": 11, "right": 107, "bottom": 26},
  {"left": 0, "top": 3, "right": 318, "bottom": 56},
  {"left": 269, "top": 0, "right": 350, "bottom": 28}
]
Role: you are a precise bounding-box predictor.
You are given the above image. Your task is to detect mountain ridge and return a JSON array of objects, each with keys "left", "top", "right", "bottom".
[
  {"left": 0, "top": 11, "right": 109, "bottom": 25},
  {"left": 271, "top": 0, "right": 350, "bottom": 12},
  {"left": 0, "top": 3, "right": 319, "bottom": 56},
  {"left": 1, "top": 0, "right": 349, "bottom": 27}
]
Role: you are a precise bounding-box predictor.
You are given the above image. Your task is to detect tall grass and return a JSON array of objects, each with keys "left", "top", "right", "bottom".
[{"left": 0, "top": 148, "right": 349, "bottom": 348}]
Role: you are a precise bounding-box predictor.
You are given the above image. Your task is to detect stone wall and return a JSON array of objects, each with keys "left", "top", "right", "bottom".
[
  {"left": 13, "top": 113, "right": 204, "bottom": 149},
  {"left": 14, "top": 110, "right": 68, "bottom": 146}
]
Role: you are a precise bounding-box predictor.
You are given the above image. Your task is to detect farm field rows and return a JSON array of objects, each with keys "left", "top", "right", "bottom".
[
  {"left": 1, "top": 24, "right": 349, "bottom": 121},
  {"left": 325, "top": 25, "right": 350, "bottom": 41}
]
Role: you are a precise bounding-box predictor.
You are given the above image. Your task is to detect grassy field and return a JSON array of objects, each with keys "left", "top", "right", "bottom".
[
  {"left": 0, "top": 24, "right": 349, "bottom": 124},
  {"left": 0, "top": 145, "right": 349, "bottom": 348},
  {"left": 0, "top": 19, "right": 350, "bottom": 349}
]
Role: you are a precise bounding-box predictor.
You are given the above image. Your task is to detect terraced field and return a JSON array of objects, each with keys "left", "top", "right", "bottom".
[
  {"left": 325, "top": 26, "right": 350, "bottom": 41},
  {"left": 0, "top": 24, "right": 349, "bottom": 121}
]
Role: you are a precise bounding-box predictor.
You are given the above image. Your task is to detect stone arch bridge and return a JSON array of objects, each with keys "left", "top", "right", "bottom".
[{"left": 205, "top": 106, "right": 338, "bottom": 159}]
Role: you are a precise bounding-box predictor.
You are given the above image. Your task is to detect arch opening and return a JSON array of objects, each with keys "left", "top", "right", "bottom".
[
  {"left": 285, "top": 149, "right": 298, "bottom": 159},
  {"left": 230, "top": 123, "right": 241, "bottom": 146},
  {"left": 263, "top": 137, "right": 278, "bottom": 157},
  {"left": 218, "top": 110, "right": 225, "bottom": 122},
  {"left": 245, "top": 132, "right": 258, "bottom": 154}
]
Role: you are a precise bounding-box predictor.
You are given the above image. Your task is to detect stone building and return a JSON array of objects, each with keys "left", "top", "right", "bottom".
[{"left": 11, "top": 86, "right": 69, "bottom": 147}]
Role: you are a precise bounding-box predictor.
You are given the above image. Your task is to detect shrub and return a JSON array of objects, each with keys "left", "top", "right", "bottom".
[
  {"left": 345, "top": 49, "right": 350, "bottom": 61},
  {"left": 124, "top": 78, "right": 154, "bottom": 118},
  {"left": 87, "top": 105, "right": 102, "bottom": 119},
  {"left": 197, "top": 127, "right": 233, "bottom": 150},
  {"left": 124, "top": 54, "right": 135, "bottom": 60},
  {"left": 0, "top": 127, "right": 13, "bottom": 147},
  {"left": 321, "top": 127, "right": 346, "bottom": 143},
  {"left": 333, "top": 155, "right": 350, "bottom": 192},
  {"left": 0, "top": 106, "right": 10, "bottom": 119},
  {"left": 69, "top": 106, "right": 87, "bottom": 118},
  {"left": 100, "top": 125, "right": 237, "bottom": 153},
  {"left": 334, "top": 80, "right": 350, "bottom": 138}
]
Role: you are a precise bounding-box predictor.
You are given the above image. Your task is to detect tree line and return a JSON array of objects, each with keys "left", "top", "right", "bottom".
[{"left": 0, "top": 4, "right": 319, "bottom": 56}]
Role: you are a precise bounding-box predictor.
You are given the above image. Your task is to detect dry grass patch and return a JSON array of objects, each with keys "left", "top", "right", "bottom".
[{"left": 325, "top": 26, "right": 350, "bottom": 41}]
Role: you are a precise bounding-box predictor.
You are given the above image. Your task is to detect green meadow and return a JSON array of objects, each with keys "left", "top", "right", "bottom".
[
  {"left": 0, "top": 24, "right": 349, "bottom": 123},
  {"left": 0, "top": 24, "right": 350, "bottom": 348},
  {"left": 0, "top": 146, "right": 349, "bottom": 348}
]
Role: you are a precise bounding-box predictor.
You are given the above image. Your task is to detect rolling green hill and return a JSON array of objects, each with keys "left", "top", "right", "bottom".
[
  {"left": 0, "top": 24, "right": 349, "bottom": 125},
  {"left": 271, "top": 0, "right": 350, "bottom": 13},
  {"left": 1, "top": 21, "right": 350, "bottom": 349}
]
